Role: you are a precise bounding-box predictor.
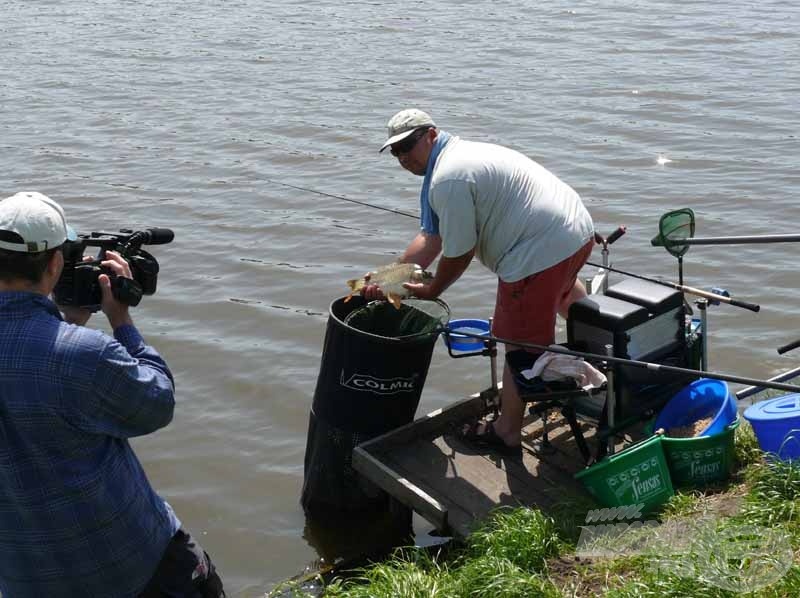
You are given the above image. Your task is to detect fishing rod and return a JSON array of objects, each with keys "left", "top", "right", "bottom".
[
  {"left": 653, "top": 233, "right": 800, "bottom": 247},
  {"left": 585, "top": 261, "right": 761, "bottom": 313},
  {"left": 273, "top": 183, "right": 800, "bottom": 249},
  {"left": 291, "top": 186, "right": 787, "bottom": 387},
  {"left": 777, "top": 338, "right": 800, "bottom": 356},
  {"left": 444, "top": 327, "right": 800, "bottom": 395},
  {"left": 272, "top": 184, "right": 759, "bottom": 314},
  {"left": 263, "top": 179, "right": 419, "bottom": 220},
  {"left": 736, "top": 365, "right": 800, "bottom": 400}
]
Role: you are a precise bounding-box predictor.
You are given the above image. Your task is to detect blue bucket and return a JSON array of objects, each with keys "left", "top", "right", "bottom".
[
  {"left": 654, "top": 378, "right": 736, "bottom": 438},
  {"left": 444, "top": 319, "right": 490, "bottom": 352},
  {"left": 744, "top": 394, "right": 800, "bottom": 460}
]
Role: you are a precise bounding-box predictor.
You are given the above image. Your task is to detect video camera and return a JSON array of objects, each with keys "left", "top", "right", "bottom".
[{"left": 53, "top": 228, "right": 174, "bottom": 311}]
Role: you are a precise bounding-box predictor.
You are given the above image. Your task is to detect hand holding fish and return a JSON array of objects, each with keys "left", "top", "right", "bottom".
[
  {"left": 402, "top": 280, "right": 437, "bottom": 300},
  {"left": 361, "top": 273, "right": 384, "bottom": 301},
  {"left": 345, "top": 263, "right": 433, "bottom": 309},
  {"left": 403, "top": 250, "right": 475, "bottom": 301}
]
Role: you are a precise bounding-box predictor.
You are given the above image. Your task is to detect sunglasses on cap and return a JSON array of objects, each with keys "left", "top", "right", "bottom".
[{"left": 390, "top": 127, "right": 431, "bottom": 157}]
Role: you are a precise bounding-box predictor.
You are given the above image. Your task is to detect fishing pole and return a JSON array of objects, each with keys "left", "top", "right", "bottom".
[
  {"left": 444, "top": 327, "right": 800, "bottom": 395},
  {"left": 272, "top": 180, "right": 761, "bottom": 313},
  {"left": 654, "top": 233, "right": 800, "bottom": 247},
  {"left": 777, "top": 338, "right": 800, "bottom": 356},
  {"left": 263, "top": 179, "right": 419, "bottom": 220},
  {"left": 289, "top": 183, "right": 783, "bottom": 386},
  {"left": 585, "top": 261, "right": 761, "bottom": 313},
  {"left": 736, "top": 365, "right": 800, "bottom": 400}
]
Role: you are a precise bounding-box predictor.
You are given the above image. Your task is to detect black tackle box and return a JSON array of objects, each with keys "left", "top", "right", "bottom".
[{"left": 566, "top": 280, "right": 692, "bottom": 422}]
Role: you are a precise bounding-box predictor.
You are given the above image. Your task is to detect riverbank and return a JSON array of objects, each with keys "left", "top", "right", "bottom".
[{"left": 272, "top": 412, "right": 800, "bottom": 597}]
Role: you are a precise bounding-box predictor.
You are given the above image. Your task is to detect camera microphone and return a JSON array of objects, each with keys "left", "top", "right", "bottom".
[
  {"left": 141, "top": 228, "right": 174, "bottom": 245},
  {"left": 119, "top": 228, "right": 174, "bottom": 251}
]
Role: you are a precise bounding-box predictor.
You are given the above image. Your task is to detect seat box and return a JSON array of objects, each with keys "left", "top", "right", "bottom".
[
  {"left": 567, "top": 294, "right": 650, "bottom": 359},
  {"left": 604, "top": 278, "right": 683, "bottom": 314},
  {"left": 604, "top": 278, "right": 684, "bottom": 358},
  {"left": 567, "top": 291, "right": 693, "bottom": 423}
]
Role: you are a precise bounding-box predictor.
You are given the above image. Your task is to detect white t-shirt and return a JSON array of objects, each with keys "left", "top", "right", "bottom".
[{"left": 429, "top": 137, "right": 594, "bottom": 282}]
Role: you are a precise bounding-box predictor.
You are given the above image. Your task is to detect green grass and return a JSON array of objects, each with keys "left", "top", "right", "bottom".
[
  {"left": 446, "top": 556, "right": 561, "bottom": 598},
  {"left": 735, "top": 414, "right": 766, "bottom": 468},
  {"left": 277, "top": 420, "right": 800, "bottom": 598},
  {"left": 464, "top": 507, "right": 563, "bottom": 572},
  {"left": 323, "top": 550, "right": 451, "bottom": 598}
]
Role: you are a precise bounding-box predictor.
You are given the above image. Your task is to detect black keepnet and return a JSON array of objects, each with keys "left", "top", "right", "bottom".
[{"left": 301, "top": 295, "right": 449, "bottom": 516}]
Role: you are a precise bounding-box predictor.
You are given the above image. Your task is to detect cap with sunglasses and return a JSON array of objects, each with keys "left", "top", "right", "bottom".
[{"left": 379, "top": 108, "right": 436, "bottom": 153}]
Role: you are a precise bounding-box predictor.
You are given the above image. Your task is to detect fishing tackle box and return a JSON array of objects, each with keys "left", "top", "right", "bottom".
[
  {"left": 604, "top": 278, "right": 684, "bottom": 356},
  {"left": 567, "top": 279, "right": 683, "bottom": 360},
  {"left": 567, "top": 279, "right": 692, "bottom": 422}
]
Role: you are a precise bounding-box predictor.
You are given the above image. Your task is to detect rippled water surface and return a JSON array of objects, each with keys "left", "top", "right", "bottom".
[{"left": 2, "top": 1, "right": 799, "bottom": 594}]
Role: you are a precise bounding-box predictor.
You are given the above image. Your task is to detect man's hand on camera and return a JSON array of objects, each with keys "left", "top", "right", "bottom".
[{"left": 99, "top": 251, "right": 134, "bottom": 330}]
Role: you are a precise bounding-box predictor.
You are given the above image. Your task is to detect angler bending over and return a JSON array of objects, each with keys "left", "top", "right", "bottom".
[{"left": 367, "top": 109, "right": 595, "bottom": 457}]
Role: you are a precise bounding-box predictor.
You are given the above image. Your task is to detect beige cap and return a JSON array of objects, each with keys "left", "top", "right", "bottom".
[
  {"left": 379, "top": 108, "right": 436, "bottom": 152},
  {"left": 0, "top": 191, "right": 76, "bottom": 253}
]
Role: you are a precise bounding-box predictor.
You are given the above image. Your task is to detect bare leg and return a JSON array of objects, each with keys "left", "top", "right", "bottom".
[
  {"left": 486, "top": 361, "right": 525, "bottom": 446},
  {"left": 558, "top": 278, "right": 587, "bottom": 319},
  {"left": 461, "top": 360, "right": 524, "bottom": 447}
]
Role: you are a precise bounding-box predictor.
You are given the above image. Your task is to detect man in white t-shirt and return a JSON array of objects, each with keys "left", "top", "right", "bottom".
[{"left": 371, "top": 108, "right": 595, "bottom": 457}]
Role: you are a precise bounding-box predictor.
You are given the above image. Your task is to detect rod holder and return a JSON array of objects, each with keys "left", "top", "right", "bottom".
[
  {"left": 605, "top": 343, "right": 616, "bottom": 455},
  {"left": 696, "top": 298, "right": 708, "bottom": 371},
  {"left": 488, "top": 318, "right": 498, "bottom": 387}
]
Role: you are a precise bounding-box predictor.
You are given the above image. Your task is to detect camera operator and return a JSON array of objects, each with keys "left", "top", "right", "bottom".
[{"left": 0, "top": 192, "right": 224, "bottom": 598}]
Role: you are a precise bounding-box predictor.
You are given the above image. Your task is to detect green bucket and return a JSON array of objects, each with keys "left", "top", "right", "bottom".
[
  {"left": 658, "top": 418, "right": 739, "bottom": 487},
  {"left": 574, "top": 434, "right": 674, "bottom": 514}
]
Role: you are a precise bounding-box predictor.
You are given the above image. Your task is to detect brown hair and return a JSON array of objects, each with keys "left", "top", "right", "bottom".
[{"left": 0, "top": 247, "right": 60, "bottom": 283}]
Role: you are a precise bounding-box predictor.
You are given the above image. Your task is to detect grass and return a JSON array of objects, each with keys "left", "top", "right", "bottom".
[
  {"left": 464, "top": 507, "right": 563, "bottom": 571},
  {"left": 272, "top": 420, "right": 800, "bottom": 597}
]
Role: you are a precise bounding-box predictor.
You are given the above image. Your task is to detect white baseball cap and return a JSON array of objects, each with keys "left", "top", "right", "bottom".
[
  {"left": 378, "top": 108, "right": 436, "bottom": 152},
  {"left": 0, "top": 191, "right": 76, "bottom": 253}
]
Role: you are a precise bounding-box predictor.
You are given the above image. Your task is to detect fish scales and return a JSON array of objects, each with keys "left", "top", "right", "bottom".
[{"left": 346, "top": 263, "right": 433, "bottom": 309}]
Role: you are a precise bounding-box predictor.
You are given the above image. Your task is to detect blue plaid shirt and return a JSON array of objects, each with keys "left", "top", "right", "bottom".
[{"left": 0, "top": 292, "right": 181, "bottom": 598}]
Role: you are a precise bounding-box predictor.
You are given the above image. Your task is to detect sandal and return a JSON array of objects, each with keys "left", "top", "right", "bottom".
[{"left": 458, "top": 420, "right": 523, "bottom": 458}]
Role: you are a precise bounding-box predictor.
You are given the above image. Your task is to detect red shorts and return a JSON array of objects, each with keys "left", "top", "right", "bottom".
[{"left": 492, "top": 240, "right": 594, "bottom": 346}]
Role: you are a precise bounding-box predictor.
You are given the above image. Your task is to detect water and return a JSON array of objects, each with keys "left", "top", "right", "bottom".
[{"left": 1, "top": 1, "right": 798, "bottom": 594}]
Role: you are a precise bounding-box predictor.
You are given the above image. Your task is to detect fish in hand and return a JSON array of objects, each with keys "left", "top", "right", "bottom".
[{"left": 346, "top": 263, "right": 433, "bottom": 309}]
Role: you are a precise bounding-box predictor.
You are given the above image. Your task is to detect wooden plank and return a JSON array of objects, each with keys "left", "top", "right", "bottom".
[
  {"left": 390, "top": 437, "right": 559, "bottom": 537},
  {"left": 378, "top": 448, "right": 476, "bottom": 538},
  {"left": 352, "top": 391, "right": 493, "bottom": 535},
  {"left": 352, "top": 445, "right": 449, "bottom": 531},
  {"left": 415, "top": 435, "right": 555, "bottom": 506},
  {"left": 479, "top": 419, "right": 589, "bottom": 496},
  {"left": 353, "top": 389, "right": 629, "bottom": 538},
  {"left": 441, "top": 435, "right": 568, "bottom": 501},
  {"left": 522, "top": 416, "right": 598, "bottom": 476},
  {"left": 388, "top": 432, "right": 591, "bottom": 536},
  {"left": 357, "top": 394, "right": 486, "bottom": 455}
]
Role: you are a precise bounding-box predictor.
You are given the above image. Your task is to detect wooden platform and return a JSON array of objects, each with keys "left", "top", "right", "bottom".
[{"left": 352, "top": 390, "right": 621, "bottom": 539}]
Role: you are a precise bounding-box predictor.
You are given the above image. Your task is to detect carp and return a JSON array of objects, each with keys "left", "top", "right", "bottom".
[{"left": 346, "top": 263, "right": 433, "bottom": 309}]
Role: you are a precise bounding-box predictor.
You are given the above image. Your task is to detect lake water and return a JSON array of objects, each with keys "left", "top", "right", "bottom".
[{"left": 1, "top": 0, "right": 798, "bottom": 594}]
